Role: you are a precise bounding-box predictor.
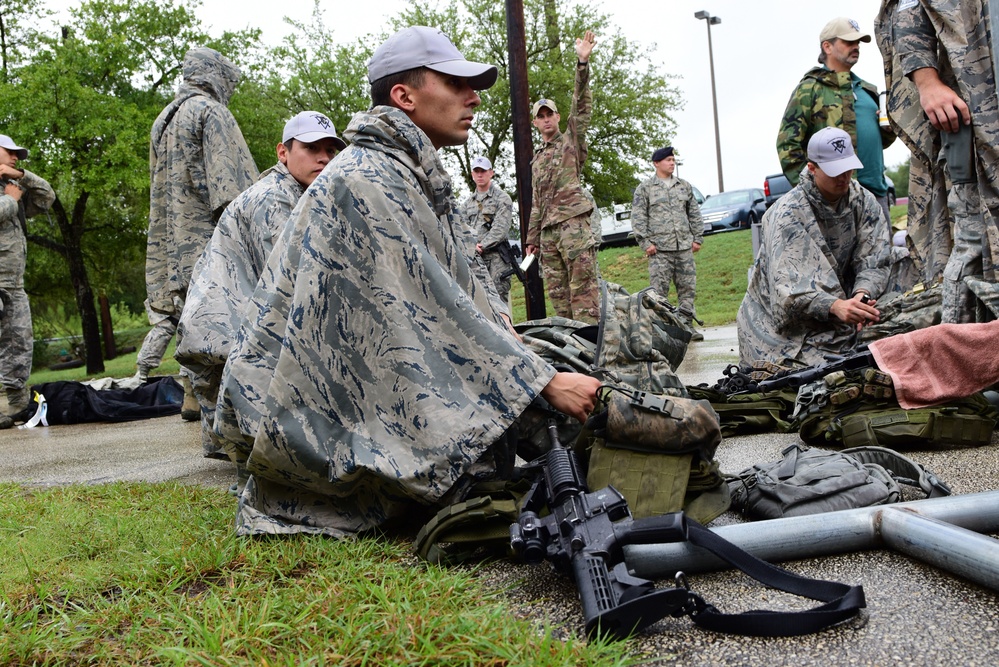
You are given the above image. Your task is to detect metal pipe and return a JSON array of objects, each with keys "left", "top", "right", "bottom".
[
  {"left": 879, "top": 510, "right": 999, "bottom": 591},
  {"left": 624, "top": 491, "right": 999, "bottom": 590}
]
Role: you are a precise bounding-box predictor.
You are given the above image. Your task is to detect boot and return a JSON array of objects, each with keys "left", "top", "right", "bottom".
[
  {"left": 6, "top": 386, "right": 30, "bottom": 413},
  {"left": 0, "top": 414, "right": 12, "bottom": 429},
  {"left": 180, "top": 376, "right": 200, "bottom": 422},
  {"left": 689, "top": 327, "right": 705, "bottom": 342}
]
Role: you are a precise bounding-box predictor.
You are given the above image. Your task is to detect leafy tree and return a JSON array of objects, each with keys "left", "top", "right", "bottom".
[
  {"left": 230, "top": 0, "right": 372, "bottom": 168},
  {"left": 886, "top": 159, "right": 909, "bottom": 199},
  {"left": 0, "top": 0, "right": 260, "bottom": 372},
  {"left": 393, "top": 0, "right": 683, "bottom": 206},
  {"left": 0, "top": 0, "right": 48, "bottom": 82}
]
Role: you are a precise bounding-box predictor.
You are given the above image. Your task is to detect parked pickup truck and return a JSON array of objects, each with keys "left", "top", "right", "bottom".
[{"left": 763, "top": 173, "right": 792, "bottom": 209}]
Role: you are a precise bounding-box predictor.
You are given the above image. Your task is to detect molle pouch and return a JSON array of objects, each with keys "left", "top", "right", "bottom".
[
  {"left": 582, "top": 386, "right": 729, "bottom": 523},
  {"left": 943, "top": 122, "right": 975, "bottom": 184}
]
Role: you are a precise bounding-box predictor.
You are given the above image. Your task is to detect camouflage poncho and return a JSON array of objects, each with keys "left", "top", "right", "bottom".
[
  {"left": 736, "top": 169, "right": 891, "bottom": 367},
  {"left": 215, "top": 106, "right": 555, "bottom": 536},
  {"left": 175, "top": 161, "right": 305, "bottom": 453},
  {"left": 145, "top": 47, "right": 258, "bottom": 314}
]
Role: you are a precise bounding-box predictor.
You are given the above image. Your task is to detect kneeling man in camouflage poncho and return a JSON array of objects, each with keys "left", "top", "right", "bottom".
[
  {"left": 214, "top": 26, "right": 600, "bottom": 536},
  {"left": 737, "top": 127, "right": 891, "bottom": 367}
]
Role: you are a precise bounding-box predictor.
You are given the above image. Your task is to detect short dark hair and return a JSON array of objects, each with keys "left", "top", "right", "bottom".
[
  {"left": 283, "top": 137, "right": 297, "bottom": 151},
  {"left": 369, "top": 67, "right": 427, "bottom": 107}
]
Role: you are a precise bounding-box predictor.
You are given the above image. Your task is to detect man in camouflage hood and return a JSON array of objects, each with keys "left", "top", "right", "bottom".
[
  {"left": 214, "top": 26, "right": 600, "bottom": 536},
  {"left": 135, "top": 47, "right": 258, "bottom": 387},
  {"left": 875, "top": 0, "right": 999, "bottom": 322},
  {"left": 176, "top": 111, "right": 345, "bottom": 459},
  {"left": 738, "top": 128, "right": 891, "bottom": 367}
]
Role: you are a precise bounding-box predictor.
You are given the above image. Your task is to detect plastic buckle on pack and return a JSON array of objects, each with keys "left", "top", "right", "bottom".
[{"left": 630, "top": 390, "right": 684, "bottom": 419}]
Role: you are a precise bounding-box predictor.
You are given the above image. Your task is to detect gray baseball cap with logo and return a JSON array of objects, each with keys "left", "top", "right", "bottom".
[
  {"left": 367, "top": 26, "right": 498, "bottom": 90},
  {"left": 807, "top": 127, "right": 864, "bottom": 177},
  {"left": 471, "top": 156, "right": 492, "bottom": 170}
]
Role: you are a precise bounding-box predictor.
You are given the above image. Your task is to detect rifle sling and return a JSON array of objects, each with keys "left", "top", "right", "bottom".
[{"left": 678, "top": 517, "right": 866, "bottom": 636}]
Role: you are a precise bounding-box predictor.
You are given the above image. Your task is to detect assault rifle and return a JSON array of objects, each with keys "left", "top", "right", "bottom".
[
  {"left": 756, "top": 348, "right": 876, "bottom": 393},
  {"left": 508, "top": 413, "right": 866, "bottom": 639},
  {"left": 490, "top": 240, "right": 527, "bottom": 284},
  {"left": 509, "top": 417, "right": 696, "bottom": 640}
]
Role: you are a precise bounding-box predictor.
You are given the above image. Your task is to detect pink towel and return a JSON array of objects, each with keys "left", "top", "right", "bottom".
[{"left": 869, "top": 321, "right": 999, "bottom": 408}]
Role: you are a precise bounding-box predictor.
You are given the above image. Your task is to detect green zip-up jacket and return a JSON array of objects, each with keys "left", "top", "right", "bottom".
[{"left": 776, "top": 66, "right": 895, "bottom": 185}]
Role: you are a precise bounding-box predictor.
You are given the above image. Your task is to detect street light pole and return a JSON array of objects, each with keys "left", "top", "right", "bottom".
[{"left": 695, "top": 10, "right": 724, "bottom": 193}]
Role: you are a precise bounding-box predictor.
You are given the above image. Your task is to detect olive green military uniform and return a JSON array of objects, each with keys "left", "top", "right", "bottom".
[{"left": 528, "top": 62, "right": 599, "bottom": 324}]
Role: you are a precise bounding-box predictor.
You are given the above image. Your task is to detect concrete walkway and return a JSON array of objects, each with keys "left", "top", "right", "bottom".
[{"left": 1, "top": 326, "right": 997, "bottom": 664}]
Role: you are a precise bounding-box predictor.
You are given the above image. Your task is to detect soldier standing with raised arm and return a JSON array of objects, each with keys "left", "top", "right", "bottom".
[{"left": 525, "top": 31, "right": 600, "bottom": 324}]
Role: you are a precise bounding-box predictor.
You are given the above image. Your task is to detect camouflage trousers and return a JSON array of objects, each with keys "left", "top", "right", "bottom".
[
  {"left": 482, "top": 249, "right": 512, "bottom": 304},
  {"left": 137, "top": 295, "right": 182, "bottom": 371},
  {"left": 942, "top": 184, "right": 985, "bottom": 323},
  {"left": 648, "top": 248, "right": 696, "bottom": 317},
  {"left": 0, "top": 287, "right": 33, "bottom": 390},
  {"left": 540, "top": 213, "right": 600, "bottom": 324}
]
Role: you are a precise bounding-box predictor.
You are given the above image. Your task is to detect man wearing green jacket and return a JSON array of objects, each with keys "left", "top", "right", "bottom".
[{"left": 777, "top": 17, "right": 896, "bottom": 224}]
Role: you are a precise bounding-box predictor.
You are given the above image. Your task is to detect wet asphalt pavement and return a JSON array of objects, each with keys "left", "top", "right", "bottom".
[{"left": 1, "top": 325, "right": 997, "bottom": 665}]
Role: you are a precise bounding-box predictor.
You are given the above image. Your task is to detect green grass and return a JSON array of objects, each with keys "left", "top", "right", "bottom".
[
  {"left": 0, "top": 483, "right": 636, "bottom": 666},
  {"left": 510, "top": 230, "right": 755, "bottom": 326},
  {"left": 28, "top": 334, "right": 180, "bottom": 387}
]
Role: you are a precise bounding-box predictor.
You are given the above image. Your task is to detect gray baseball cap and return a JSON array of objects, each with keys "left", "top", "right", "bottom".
[
  {"left": 282, "top": 111, "right": 347, "bottom": 151},
  {"left": 0, "top": 134, "right": 28, "bottom": 159},
  {"left": 367, "top": 26, "right": 498, "bottom": 90},
  {"left": 471, "top": 155, "right": 492, "bottom": 170},
  {"left": 807, "top": 127, "right": 863, "bottom": 177}
]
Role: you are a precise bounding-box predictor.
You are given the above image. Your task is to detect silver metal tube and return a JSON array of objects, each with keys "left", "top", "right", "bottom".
[
  {"left": 625, "top": 491, "right": 999, "bottom": 589},
  {"left": 879, "top": 509, "right": 999, "bottom": 590}
]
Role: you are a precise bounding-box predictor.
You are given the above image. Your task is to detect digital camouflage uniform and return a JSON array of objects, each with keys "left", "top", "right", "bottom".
[
  {"left": 631, "top": 174, "right": 703, "bottom": 318},
  {"left": 876, "top": 0, "right": 999, "bottom": 323},
  {"left": 214, "top": 106, "right": 555, "bottom": 536},
  {"left": 175, "top": 161, "right": 304, "bottom": 458},
  {"left": 737, "top": 169, "right": 891, "bottom": 367},
  {"left": 0, "top": 169, "right": 54, "bottom": 404},
  {"left": 460, "top": 180, "right": 514, "bottom": 303},
  {"left": 528, "top": 62, "right": 599, "bottom": 323},
  {"left": 777, "top": 66, "right": 895, "bottom": 187},
  {"left": 138, "top": 47, "right": 258, "bottom": 373}
]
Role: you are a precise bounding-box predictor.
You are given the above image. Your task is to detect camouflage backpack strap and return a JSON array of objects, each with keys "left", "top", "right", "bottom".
[{"left": 414, "top": 478, "right": 534, "bottom": 565}]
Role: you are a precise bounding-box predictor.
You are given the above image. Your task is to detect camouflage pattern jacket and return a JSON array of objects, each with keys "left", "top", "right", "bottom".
[
  {"left": 215, "top": 106, "right": 555, "bottom": 536},
  {"left": 459, "top": 180, "right": 513, "bottom": 254},
  {"left": 175, "top": 161, "right": 304, "bottom": 391},
  {"left": 631, "top": 175, "right": 704, "bottom": 252},
  {"left": 876, "top": 0, "right": 999, "bottom": 284},
  {"left": 736, "top": 169, "right": 891, "bottom": 367},
  {"left": 145, "top": 47, "right": 258, "bottom": 313},
  {"left": 527, "top": 62, "right": 593, "bottom": 247},
  {"left": 0, "top": 170, "right": 54, "bottom": 288},
  {"left": 776, "top": 66, "right": 895, "bottom": 185}
]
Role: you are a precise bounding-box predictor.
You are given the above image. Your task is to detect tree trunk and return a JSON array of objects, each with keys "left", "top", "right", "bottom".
[{"left": 46, "top": 196, "right": 105, "bottom": 374}]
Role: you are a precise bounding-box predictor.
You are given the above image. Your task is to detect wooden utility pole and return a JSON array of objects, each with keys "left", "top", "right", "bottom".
[{"left": 505, "top": 0, "right": 546, "bottom": 319}]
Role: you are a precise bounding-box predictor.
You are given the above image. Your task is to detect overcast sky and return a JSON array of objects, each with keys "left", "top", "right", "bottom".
[{"left": 50, "top": 0, "right": 910, "bottom": 200}]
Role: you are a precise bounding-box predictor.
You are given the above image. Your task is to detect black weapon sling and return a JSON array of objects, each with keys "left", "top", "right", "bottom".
[{"left": 673, "top": 517, "right": 866, "bottom": 636}]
